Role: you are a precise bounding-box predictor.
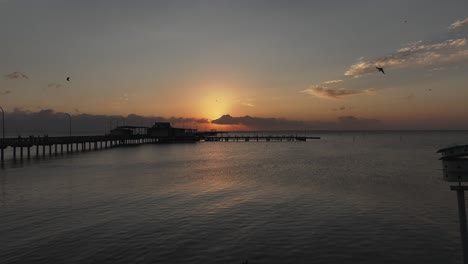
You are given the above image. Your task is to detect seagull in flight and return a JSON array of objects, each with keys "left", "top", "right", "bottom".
[
  {"left": 376, "top": 67, "right": 385, "bottom": 74},
  {"left": 66, "top": 77, "right": 70, "bottom": 82}
]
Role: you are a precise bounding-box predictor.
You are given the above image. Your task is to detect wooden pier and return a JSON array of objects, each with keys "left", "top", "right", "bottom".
[
  {"left": 0, "top": 134, "right": 156, "bottom": 162},
  {"left": 0, "top": 134, "right": 321, "bottom": 162},
  {"left": 203, "top": 136, "right": 320, "bottom": 142}
]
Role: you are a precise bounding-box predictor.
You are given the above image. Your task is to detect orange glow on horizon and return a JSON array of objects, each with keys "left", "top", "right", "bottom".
[{"left": 196, "top": 83, "right": 237, "bottom": 120}]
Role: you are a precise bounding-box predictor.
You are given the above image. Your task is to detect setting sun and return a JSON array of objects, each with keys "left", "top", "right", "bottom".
[{"left": 197, "top": 84, "right": 236, "bottom": 120}]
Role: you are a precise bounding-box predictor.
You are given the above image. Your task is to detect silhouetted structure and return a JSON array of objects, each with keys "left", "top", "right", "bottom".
[
  {"left": 147, "top": 122, "right": 197, "bottom": 142},
  {"left": 0, "top": 134, "right": 154, "bottom": 161},
  {"left": 0, "top": 122, "right": 321, "bottom": 162}
]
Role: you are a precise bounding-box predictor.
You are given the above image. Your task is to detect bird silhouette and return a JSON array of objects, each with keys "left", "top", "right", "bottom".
[
  {"left": 66, "top": 77, "right": 70, "bottom": 81},
  {"left": 376, "top": 67, "right": 385, "bottom": 74}
]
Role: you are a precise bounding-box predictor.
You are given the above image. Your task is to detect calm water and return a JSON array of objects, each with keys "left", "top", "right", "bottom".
[{"left": 1, "top": 131, "right": 468, "bottom": 264}]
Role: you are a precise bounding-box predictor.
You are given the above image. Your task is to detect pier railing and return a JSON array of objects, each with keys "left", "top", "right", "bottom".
[{"left": 0, "top": 134, "right": 149, "bottom": 147}]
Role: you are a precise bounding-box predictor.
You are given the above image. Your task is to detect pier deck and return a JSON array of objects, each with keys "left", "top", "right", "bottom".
[
  {"left": 0, "top": 134, "right": 154, "bottom": 161},
  {"left": 0, "top": 134, "right": 320, "bottom": 162}
]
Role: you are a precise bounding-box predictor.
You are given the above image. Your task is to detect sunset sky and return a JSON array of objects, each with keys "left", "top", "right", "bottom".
[{"left": 1, "top": 0, "right": 468, "bottom": 130}]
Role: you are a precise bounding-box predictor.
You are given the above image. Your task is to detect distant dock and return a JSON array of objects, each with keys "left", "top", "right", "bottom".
[{"left": 203, "top": 136, "right": 320, "bottom": 142}]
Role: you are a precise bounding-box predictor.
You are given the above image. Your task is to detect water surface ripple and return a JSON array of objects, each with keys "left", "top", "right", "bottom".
[{"left": 0, "top": 132, "right": 466, "bottom": 263}]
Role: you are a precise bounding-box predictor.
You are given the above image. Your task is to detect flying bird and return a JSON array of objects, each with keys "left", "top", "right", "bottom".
[
  {"left": 66, "top": 77, "right": 70, "bottom": 81},
  {"left": 376, "top": 67, "right": 385, "bottom": 74}
]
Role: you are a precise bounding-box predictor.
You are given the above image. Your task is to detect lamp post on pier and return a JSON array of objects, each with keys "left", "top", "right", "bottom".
[
  {"left": 0, "top": 106, "right": 4, "bottom": 139},
  {"left": 64, "top": 113, "right": 71, "bottom": 137},
  {"left": 0, "top": 106, "right": 3, "bottom": 162}
]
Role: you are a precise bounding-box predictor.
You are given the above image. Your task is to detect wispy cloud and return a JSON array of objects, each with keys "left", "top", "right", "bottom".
[
  {"left": 429, "top": 67, "right": 445, "bottom": 72},
  {"left": 345, "top": 38, "right": 467, "bottom": 77},
  {"left": 4, "top": 71, "right": 28, "bottom": 80},
  {"left": 345, "top": 18, "right": 468, "bottom": 77},
  {"left": 323, "top": 79, "right": 343, "bottom": 84},
  {"left": 47, "top": 83, "right": 63, "bottom": 89},
  {"left": 1, "top": 90, "right": 11, "bottom": 95},
  {"left": 449, "top": 17, "right": 468, "bottom": 29},
  {"left": 242, "top": 102, "right": 255, "bottom": 107},
  {"left": 397, "top": 38, "right": 466, "bottom": 53},
  {"left": 332, "top": 105, "right": 354, "bottom": 111},
  {"left": 301, "top": 85, "right": 375, "bottom": 99},
  {"left": 236, "top": 98, "right": 256, "bottom": 107}
]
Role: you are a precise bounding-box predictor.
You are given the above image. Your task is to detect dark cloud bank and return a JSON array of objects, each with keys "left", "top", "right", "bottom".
[
  {"left": 3, "top": 109, "right": 209, "bottom": 136},
  {"left": 8, "top": 110, "right": 464, "bottom": 135},
  {"left": 0, "top": 109, "right": 386, "bottom": 136},
  {"left": 212, "top": 114, "right": 383, "bottom": 131}
]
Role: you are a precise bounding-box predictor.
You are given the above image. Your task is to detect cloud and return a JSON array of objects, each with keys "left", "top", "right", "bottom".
[
  {"left": 152, "top": 116, "right": 209, "bottom": 124},
  {"left": 47, "top": 83, "right": 63, "bottom": 89},
  {"left": 344, "top": 19, "right": 468, "bottom": 77},
  {"left": 429, "top": 67, "right": 445, "bottom": 72},
  {"left": 242, "top": 102, "right": 255, "bottom": 107},
  {"left": 336, "top": 116, "right": 382, "bottom": 129},
  {"left": 212, "top": 114, "right": 305, "bottom": 130},
  {"left": 1, "top": 90, "right": 11, "bottom": 95},
  {"left": 345, "top": 39, "right": 467, "bottom": 77},
  {"left": 1, "top": 109, "right": 209, "bottom": 135},
  {"left": 4, "top": 71, "right": 28, "bottom": 80},
  {"left": 301, "top": 85, "right": 375, "bottom": 99},
  {"left": 323, "top": 79, "right": 343, "bottom": 84},
  {"left": 236, "top": 98, "right": 255, "bottom": 107},
  {"left": 332, "top": 105, "right": 354, "bottom": 111},
  {"left": 119, "top": 93, "right": 137, "bottom": 102},
  {"left": 397, "top": 38, "right": 466, "bottom": 53},
  {"left": 449, "top": 18, "right": 468, "bottom": 29},
  {"left": 211, "top": 114, "right": 383, "bottom": 130}
]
